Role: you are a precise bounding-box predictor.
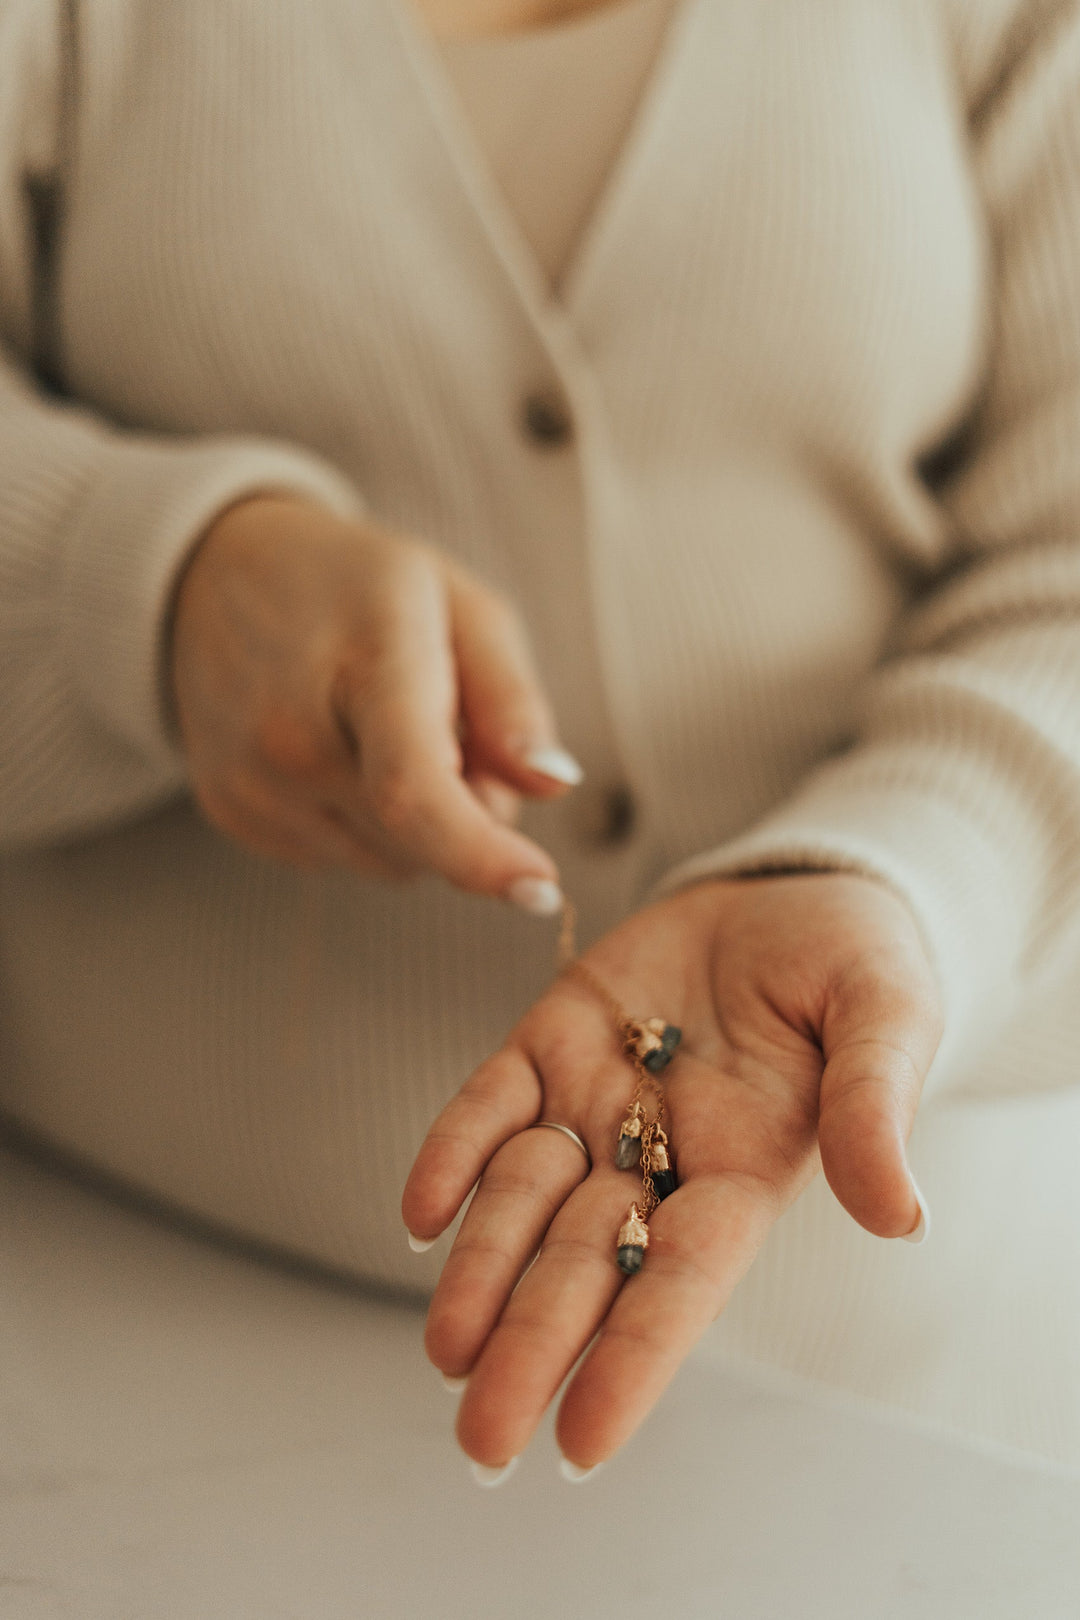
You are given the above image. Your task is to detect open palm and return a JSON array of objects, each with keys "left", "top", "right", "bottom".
[{"left": 402, "top": 873, "right": 941, "bottom": 1475}]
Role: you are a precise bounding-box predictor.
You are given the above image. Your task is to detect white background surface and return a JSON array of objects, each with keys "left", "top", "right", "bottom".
[{"left": 2, "top": 1142, "right": 1078, "bottom": 1620}]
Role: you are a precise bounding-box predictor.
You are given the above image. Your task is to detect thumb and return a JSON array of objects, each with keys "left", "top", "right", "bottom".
[
  {"left": 447, "top": 567, "right": 584, "bottom": 797},
  {"left": 816, "top": 946, "right": 942, "bottom": 1241}
]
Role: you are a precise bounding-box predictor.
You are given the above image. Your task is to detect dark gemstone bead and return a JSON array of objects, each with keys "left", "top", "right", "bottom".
[
  {"left": 651, "top": 1168, "right": 678, "bottom": 1201},
  {"left": 615, "top": 1133, "right": 642, "bottom": 1171},
  {"left": 617, "top": 1244, "right": 646, "bottom": 1276},
  {"left": 642, "top": 1025, "right": 682, "bottom": 1073}
]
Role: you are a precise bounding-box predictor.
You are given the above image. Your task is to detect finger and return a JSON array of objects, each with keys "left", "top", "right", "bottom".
[
  {"left": 554, "top": 1175, "right": 779, "bottom": 1469},
  {"left": 401, "top": 1047, "right": 543, "bottom": 1243},
  {"left": 465, "top": 773, "right": 522, "bottom": 828},
  {"left": 247, "top": 706, "right": 422, "bottom": 879},
  {"left": 338, "top": 568, "right": 562, "bottom": 899},
  {"left": 238, "top": 780, "right": 405, "bottom": 876},
  {"left": 358, "top": 698, "right": 561, "bottom": 896},
  {"left": 455, "top": 1171, "right": 631, "bottom": 1469},
  {"left": 248, "top": 760, "right": 423, "bottom": 878},
  {"left": 425, "top": 1126, "right": 592, "bottom": 1377},
  {"left": 239, "top": 699, "right": 403, "bottom": 873},
  {"left": 197, "top": 777, "right": 395, "bottom": 874},
  {"left": 817, "top": 948, "right": 943, "bottom": 1239},
  {"left": 306, "top": 794, "right": 422, "bottom": 880},
  {"left": 317, "top": 726, "right": 521, "bottom": 862},
  {"left": 448, "top": 569, "right": 581, "bottom": 797},
  {"left": 197, "top": 785, "right": 325, "bottom": 868}
]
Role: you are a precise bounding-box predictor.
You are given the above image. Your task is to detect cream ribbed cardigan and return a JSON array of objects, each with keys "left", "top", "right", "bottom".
[{"left": 2, "top": 1, "right": 1080, "bottom": 1463}]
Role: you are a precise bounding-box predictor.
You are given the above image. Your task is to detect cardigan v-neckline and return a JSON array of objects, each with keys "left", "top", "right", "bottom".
[
  {"left": 436, "top": 0, "right": 680, "bottom": 290},
  {"left": 386, "top": 0, "right": 693, "bottom": 327}
]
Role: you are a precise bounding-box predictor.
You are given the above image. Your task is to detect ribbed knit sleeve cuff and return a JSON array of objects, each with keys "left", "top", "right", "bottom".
[
  {"left": 652, "top": 745, "right": 1036, "bottom": 1094},
  {"left": 61, "top": 436, "right": 366, "bottom": 771}
]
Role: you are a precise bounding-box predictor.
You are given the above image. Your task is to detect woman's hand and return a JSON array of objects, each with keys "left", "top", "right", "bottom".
[
  {"left": 169, "top": 494, "right": 579, "bottom": 902},
  {"left": 402, "top": 872, "right": 942, "bottom": 1476}
]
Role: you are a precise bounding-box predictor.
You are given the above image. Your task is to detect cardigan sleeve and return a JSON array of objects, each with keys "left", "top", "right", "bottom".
[
  {"left": 653, "top": 1, "right": 1080, "bottom": 1089},
  {"left": 0, "top": 0, "right": 366, "bottom": 850}
]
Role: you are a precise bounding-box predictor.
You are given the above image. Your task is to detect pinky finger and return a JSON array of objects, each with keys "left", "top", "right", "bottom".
[{"left": 401, "top": 1047, "right": 543, "bottom": 1244}]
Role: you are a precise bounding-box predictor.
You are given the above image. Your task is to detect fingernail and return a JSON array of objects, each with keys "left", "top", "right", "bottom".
[
  {"left": 559, "top": 1457, "right": 603, "bottom": 1483},
  {"left": 407, "top": 1232, "right": 437, "bottom": 1253},
  {"left": 506, "top": 877, "right": 564, "bottom": 917},
  {"left": 522, "top": 747, "right": 585, "bottom": 787},
  {"left": 442, "top": 1374, "right": 467, "bottom": 1394},
  {"left": 900, "top": 1169, "right": 931, "bottom": 1245},
  {"left": 470, "top": 1457, "right": 519, "bottom": 1489}
]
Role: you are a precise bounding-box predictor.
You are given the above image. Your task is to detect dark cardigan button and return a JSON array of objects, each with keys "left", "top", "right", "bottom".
[
  {"left": 596, "top": 784, "right": 637, "bottom": 846},
  {"left": 521, "top": 390, "right": 574, "bottom": 448}
]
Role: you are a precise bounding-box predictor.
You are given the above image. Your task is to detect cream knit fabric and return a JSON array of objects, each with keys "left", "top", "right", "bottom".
[
  {"left": 2, "top": 0, "right": 1080, "bottom": 1462},
  {"left": 440, "top": 0, "right": 678, "bottom": 287}
]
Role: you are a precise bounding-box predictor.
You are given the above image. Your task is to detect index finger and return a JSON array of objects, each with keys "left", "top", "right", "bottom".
[{"left": 341, "top": 575, "right": 561, "bottom": 898}]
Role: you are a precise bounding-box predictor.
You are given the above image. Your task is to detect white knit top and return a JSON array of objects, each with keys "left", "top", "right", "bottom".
[
  {"left": 440, "top": 0, "right": 678, "bottom": 286},
  {"left": 2, "top": 0, "right": 1080, "bottom": 1464}
]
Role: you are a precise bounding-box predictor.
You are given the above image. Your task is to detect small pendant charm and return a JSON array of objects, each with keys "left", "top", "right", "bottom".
[
  {"left": 616, "top": 1204, "right": 650, "bottom": 1276},
  {"left": 649, "top": 1130, "right": 677, "bottom": 1202},
  {"left": 614, "top": 1101, "right": 645, "bottom": 1170},
  {"left": 626, "top": 1017, "right": 682, "bottom": 1074}
]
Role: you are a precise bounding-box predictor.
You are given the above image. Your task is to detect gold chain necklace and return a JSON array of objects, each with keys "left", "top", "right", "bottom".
[{"left": 557, "top": 903, "right": 680, "bottom": 1274}]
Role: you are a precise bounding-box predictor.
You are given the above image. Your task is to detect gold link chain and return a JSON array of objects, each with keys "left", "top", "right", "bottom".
[{"left": 557, "top": 901, "right": 668, "bottom": 1235}]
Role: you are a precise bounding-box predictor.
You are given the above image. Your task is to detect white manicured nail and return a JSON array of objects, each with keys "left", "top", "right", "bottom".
[
  {"left": 407, "top": 1232, "right": 436, "bottom": 1253},
  {"left": 560, "top": 1458, "right": 602, "bottom": 1483},
  {"left": 523, "top": 747, "right": 585, "bottom": 787},
  {"left": 470, "top": 1457, "right": 519, "bottom": 1489},
  {"left": 442, "top": 1374, "right": 467, "bottom": 1394},
  {"left": 506, "top": 877, "right": 564, "bottom": 917},
  {"left": 900, "top": 1170, "right": 931, "bottom": 1245}
]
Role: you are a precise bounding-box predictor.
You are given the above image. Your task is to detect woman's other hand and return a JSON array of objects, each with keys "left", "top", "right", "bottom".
[
  {"left": 169, "top": 494, "right": 580, "bottom": 902},
  {"left": 402, "top": 873, "right": 942, "bottom": 1476}
]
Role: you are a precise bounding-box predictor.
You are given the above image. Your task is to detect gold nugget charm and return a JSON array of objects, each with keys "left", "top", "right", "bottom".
[
  {"left": 625, "top": 1017, "right": 682, "bottom": 1074},
  {"left": 616, "top": 1205, "right": 650, "bottom": 1276}
]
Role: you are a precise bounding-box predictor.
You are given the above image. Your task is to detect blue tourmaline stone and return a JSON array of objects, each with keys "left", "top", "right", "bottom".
[
  {"left": 617, "top": 1244, "right": 646, "bottom": 1276},
  {"left": 651, "top": 1168, "right": 678, "bottom": 1201},
  {"left": 615, "top": 1133, "right": 642, "bottom": 1171},
  {"left": 642, "top": 1025, "right": 681, "bottom": 1073}
]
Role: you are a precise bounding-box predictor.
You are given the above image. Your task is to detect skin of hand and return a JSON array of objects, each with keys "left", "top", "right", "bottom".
[
  {"left": 402, "top": 871, "right": 943, "bottom": 1473},
  {"left": 169, "top": 493, "right": 576, "bottom": 899}
]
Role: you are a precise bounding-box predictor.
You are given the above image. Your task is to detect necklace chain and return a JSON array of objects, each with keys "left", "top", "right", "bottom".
[{"left": 556, "top": 901, "right": 672, "bottom": 1241}]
